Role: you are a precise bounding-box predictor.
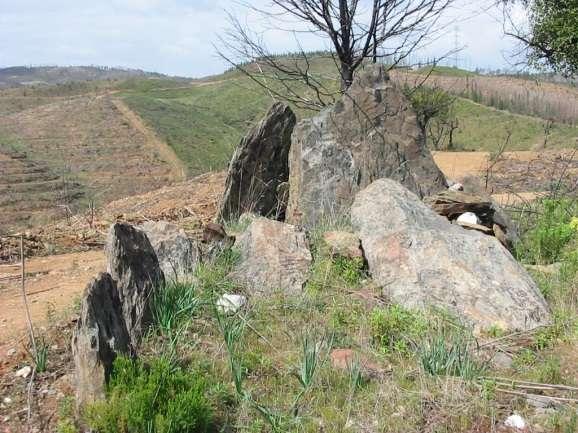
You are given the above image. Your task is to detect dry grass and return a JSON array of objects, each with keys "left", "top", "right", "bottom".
[
  {"left": 395, "top": 71, "right": 578, "bottom": 125},
  {"left": 0, "top": 94, "right": 176, "bottom": 231}
]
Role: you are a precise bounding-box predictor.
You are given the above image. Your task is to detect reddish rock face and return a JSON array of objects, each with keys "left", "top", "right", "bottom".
[
  {"left": 351, "top": 178, "right": 551, "bottom": 332},
  {"left": 232, "top": 217, "right": 312, "bottom": 296},
  {"left": 322, "top": 231, "right": 363, "bottom": 260}
]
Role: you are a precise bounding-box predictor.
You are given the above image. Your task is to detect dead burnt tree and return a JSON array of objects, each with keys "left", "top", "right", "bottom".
[{"left": 218, "top": 0, "right": 455, "bottom": 110}]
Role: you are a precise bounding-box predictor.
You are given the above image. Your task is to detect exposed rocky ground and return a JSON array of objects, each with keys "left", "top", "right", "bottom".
[{"left": 1, "top": 66, "right": 577, "bottom": 433}]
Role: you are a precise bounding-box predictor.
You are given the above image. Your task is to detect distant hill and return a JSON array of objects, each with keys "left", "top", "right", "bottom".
[
  {"left": 0, "top": 66, "right": 181, "bottom": 88},
  {"left": 1, "top": 57, "right": 577, "bottom": 231}
]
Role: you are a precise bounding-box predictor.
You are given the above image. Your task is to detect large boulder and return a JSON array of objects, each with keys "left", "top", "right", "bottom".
[
  {"left": 105, "top": 223, "right": 164, "bottom": 347},
  {"left": 232, "top": 217, "right": 312, "bottom": 296},
  {"left": 72, "top": 273, "right": 131, "bottom": 408},
  {"left": 218, "top": 102, "right": 296, "bottom": 222},
  {"left": 287, "top": 65, "right": 446, "bottom": 227},
  {"left": 351, "top": 179, "right": 550, "bottom": 331},
  {"left": 140, "top": 221, "right": 200, "bottom": 282}
]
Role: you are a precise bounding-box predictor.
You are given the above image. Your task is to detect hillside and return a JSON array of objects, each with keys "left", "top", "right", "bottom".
[
  {"left": 1, "top": 59, "right": 577, "bottom": 232},
  {"left": 118, "top": 61, "right": 578, "bottom": 175},
  {"left": 0, "top": 91, "right": 182, "bottom": 232},
  {"left": 0, "top": 66, "right": 174, "bottom": 88}
]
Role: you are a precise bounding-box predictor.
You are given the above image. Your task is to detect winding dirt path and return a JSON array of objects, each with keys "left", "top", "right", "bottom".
[{"left": 111, "top": 97, "right": 188, "bottom": 182}]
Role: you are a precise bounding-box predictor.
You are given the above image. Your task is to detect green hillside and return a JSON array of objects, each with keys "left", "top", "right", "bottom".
[
  {"left": 452, "top": 97, "right": 578, "bottom": 152},
  {"left": 2, "top": 60, "right": 577, "bottom": 182},
  {"left": 119, "top": 78, "right": 271, "bottom": 175},
  {"left": 118, "top": 64, "right": 578, "bottom": 176}
]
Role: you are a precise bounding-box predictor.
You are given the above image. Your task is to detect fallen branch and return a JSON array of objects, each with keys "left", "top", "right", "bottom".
[
  {"left": 495, "top": 388, "right": 578, "bottom": 404},
  {"left": 480, "top": 376, "right": 578, "bottom": 393}
]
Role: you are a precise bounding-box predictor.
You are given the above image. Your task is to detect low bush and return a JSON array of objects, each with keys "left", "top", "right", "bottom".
[
  {"left": 85, "top": 356, "right": 212, "bottom": 433},
  {"left": 370, "top": 305, "right": 428, "bottom": 355},
  {"left": 516, "top": 199, "right": 577, "bottom": 265}
]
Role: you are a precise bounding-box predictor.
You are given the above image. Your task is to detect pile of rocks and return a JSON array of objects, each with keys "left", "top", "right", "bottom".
[{"left": 73, "top": 64, "right": 551, "bottom": 409}]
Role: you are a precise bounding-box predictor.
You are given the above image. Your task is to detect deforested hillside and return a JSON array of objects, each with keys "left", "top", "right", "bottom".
[
  {"left": 0, "top": 148, "right": 83, "bottom": 232},
  {"left": 0, "top": 93, "right": 180, "bottom": 231}
]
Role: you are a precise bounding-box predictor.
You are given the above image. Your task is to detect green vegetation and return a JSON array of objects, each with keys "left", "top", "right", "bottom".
[
  {"left": 370, "top": 305, "right": 428, "bottom": 355},
  {"left": 513, "top": 0, "right": 578, "bottom": 77},
  {"left": 451, "top": 97, "right": 578, "bottom": 151},
  {"left": 406, "top": 86, "right": 459, "bottom": 150},
  {"left": 119, "top": 79, "right": 272, "bottom": 175},
  {"left": 516, "top": 198, "right": 578, "bottom": 265},
  {"left": 117, "top": 65, "right": 578, "bottom": 174},
  {"left": 53, "top": 206, "right": 578, "bottom": 432},
  {"left": 420, "top": 331, "right": 486, "bottom": 380},
  {"left": 85, "top": 357, "right": 213, "bottom": 433},
  {"left": 151, "top": 281, "right": 202, "bottom": 334},
  {"left": 415, "top": 65, "right": 477, "bottom": 77},
  {"left": 56, "top": 397, "right": 77, "bottom": 433}
]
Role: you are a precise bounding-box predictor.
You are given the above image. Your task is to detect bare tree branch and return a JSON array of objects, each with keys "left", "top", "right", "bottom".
[{"left": 217, "top": 0, "right": 456, "bottom": 109}]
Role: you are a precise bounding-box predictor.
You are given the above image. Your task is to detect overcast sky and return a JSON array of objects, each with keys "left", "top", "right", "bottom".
[{"left": 0, "top": 0, "right": 526, "bottom": 78}]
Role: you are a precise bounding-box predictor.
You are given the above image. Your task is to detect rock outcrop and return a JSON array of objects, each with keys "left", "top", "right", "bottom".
[
  {"left": 218, "top": 102, "right": 296, "bottom": 222},
  {"left": 140, "top": 221, "right": 200, "bottom": 281},
  {"left": 72, "top": 273, "right": 131, "bottom": 408},
  {"left": 351, "top": 178, "right": 550, "bottom": 331},
  {"left": 287, "top": 65, "right": 446, "bottom": 227},
  {"left": 232, "top": 217, "right": 311, "bottom": 296},
  {"left": 105, "top": 223, "right": 164, "bottom": 347}
]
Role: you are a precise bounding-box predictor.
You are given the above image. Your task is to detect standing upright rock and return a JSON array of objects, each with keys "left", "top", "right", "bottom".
[
  {"left": 287, "top": 65, "right": 447, "bottom": 227},
  {"left": 351, "top": 179, "right": 550, "bottom": 331},
  {"left": 218, "top": 102, "right": 296, "bottom": 222},
  {"left": 105, "top": 223, "right": 164, "bottom": 347},
  {"left": 72, "top": 273, "right": 131, "bottom": 408}
]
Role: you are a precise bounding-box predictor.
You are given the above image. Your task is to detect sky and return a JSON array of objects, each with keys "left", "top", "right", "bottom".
[{"left": 0, "top": 0, "right": 527, "bottom": 78}]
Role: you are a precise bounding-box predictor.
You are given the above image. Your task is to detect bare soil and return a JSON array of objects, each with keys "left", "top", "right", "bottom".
[
  {"left": 0, "top": 250, "right": 104, "bottom": 347},
  {"left": 0, "top": 94, "right": 177, "bottom": 232}
]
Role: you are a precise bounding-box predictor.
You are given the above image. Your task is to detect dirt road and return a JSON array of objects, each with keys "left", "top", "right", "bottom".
[{"left": 0, "top": 250, "right": 105, "bottom": 349}]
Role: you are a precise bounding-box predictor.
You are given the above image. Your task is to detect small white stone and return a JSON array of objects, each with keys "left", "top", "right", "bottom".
[
  {"left": 15, "top": 366, "right": 32, "bottom": 378},
  {"left": 504, "top": 414, "right": 527, "bottom": 430},
  {"left": 457, "top": 212, "right": 481, "bottom": 225},
  {"left": 2, "top": 397, "right": 12, "bottom": 405},
  {"left": 449, "top": 182, "right": 464, "bottom": 191},
  {"left": 6, "top": 348, "right": 16, "bottom": 356},
  {"left": 216, "top": 294, "right": 247, "bottom": 314}
]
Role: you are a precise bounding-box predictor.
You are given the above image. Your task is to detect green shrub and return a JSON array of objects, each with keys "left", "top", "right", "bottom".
[
  {"left": 370, "top": 305, "right": 428, "bottom": 355},
  {"left": 516, "top": 199, "right": 577, "bottom": 265},
  {"left": 85, "top": 356, "right": 212, "bottom": 433},
  {"left": 420, "top": 331, "right": 485, "bottom": 380},
  {"left": 56, "top": 397, "right": 78, "bottom": 433},
  {"left": 307, "top": 255, "right": 364, "bottom": 293}
]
